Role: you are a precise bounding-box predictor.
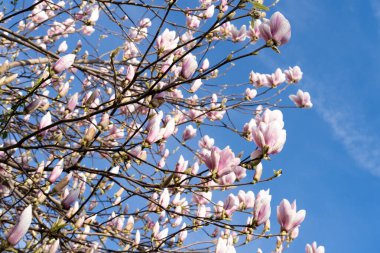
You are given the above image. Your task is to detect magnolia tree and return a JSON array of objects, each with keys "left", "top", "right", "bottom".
[{"left": 0, "top": 0, "right": 323, "bottom": 252}]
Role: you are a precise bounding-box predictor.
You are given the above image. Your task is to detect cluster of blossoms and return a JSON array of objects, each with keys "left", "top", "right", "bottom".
[{"left": 0, "top": 0, "right": 321, "bottom": 252}]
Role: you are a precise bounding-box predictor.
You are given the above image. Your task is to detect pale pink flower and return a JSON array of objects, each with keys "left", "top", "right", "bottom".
[
  {"left": 48, "top": 239, "right": 60, "bottom": 253},
  {"left": 252, "top": 109, "right": 286, "bottom": 155},
  {"left": 49, "top": 159, "right": 64, "bottom": 183},
  {"left": 192, "top": 191, "right": 212, "bottom": 205},
  {"left": 199, "top": 135, "right": 215, "bottom": 150},
  {"left": 178, "top": 223, "right": 187, "bottom": 243},
  {"left": 88, "top": 5, "right": 100, "bottom": 23},
  {"left": 62, "top": 188, "right": 80, "bottom": 209},
  {"left": 245, "top": 88, "right": 257, "bottom": 100},
  {"left": 156, "top": 28, "right": 179, "bottom": 53},
  {"left": 199, "top": 146, "right": 246, "bottom": 185},
  {"left": 203, "top": 5, "right": 215, "bottom": 19},
  {"left": 187, "top": 15, "right": 200, "bottom": 29},
  {"left": 231, "top": 25, "right": 247, "bottom": 42},
  {"left": 58, "top": 40, "right": 68, "bottom": 53},
  {"left": 53, "top": 54, "right": 76, "bottom": 73},
  {"left": 238, "top": 190, "right": 255, "bottom": 210},
  {"left": 67, "top": 92, "right": 78, "bottom": 112},
  {"left": 224, "top": 194, "right": 239, "bottom": 217},
  {"left": 247, "top": 20, "right": 262, "bottom": 42},
  {"left": 306, "top": 242, "right": 325, "bottom": 253},
  {"left": 139, "top": 18, "right": 152, "bottom": 28},
  {"left": 253, "top": 189, "right": 272, "bottom": 226},
  {"left": 126, "top": 65, "right": 136, "bottom": 82},
  {"left": 190, "top": 79, "right": 203, "bottom": 93},
  {"left": 259, "top": 12, "right": 291, "bottom": 46},
  {"left": 285, "top": 66, "right": 303, "bottom": 83},
  {"left": 82, "top": 25, "right": 95, "bottom": 36},
  {"left": 277, "top": 199, "right": 306, "bottom": 233},
  {"left": 7, "top": 205, "right": 33, "bottom": 245},
  {"left": 182, "top": 125, "right": 197, "bottom": 141},
  {"left": 200, "top": 58, "right": 210, "bottom": 71},
  {"left": 159, "top": 188, "right": 170, "bottom": 209},
  {"left": 268, "top": 68, "right": 286, "bottom": 87},
  {"left": 39, "top": 111, "right": 52, "bottom": 136},
  {"left": 134, "top": 230, "right": 140, "bottom": 246},
  {"left": 289, "top": 89, "right": 313, "bottom": 108},
  {"left": 181, "top": 53, "right": 198, "bottom": 79}
]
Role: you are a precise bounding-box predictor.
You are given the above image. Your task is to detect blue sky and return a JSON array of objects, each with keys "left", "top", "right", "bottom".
[{"left": 241, "top": 0, "right": 380, "bottom": 252}]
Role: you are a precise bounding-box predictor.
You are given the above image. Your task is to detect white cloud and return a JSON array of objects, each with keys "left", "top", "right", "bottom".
[{"left": 311, "top": 84, "right": 380, "bottom": 176}]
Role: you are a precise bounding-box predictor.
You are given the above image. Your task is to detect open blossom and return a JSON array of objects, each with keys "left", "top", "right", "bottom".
[
  {"left": 289, "top": 89, "right": 313, "bottom": 108},
  {"left": 259, "top": 12, "right": 291, "bottom": 46},
  {"left": 199, "top": 146, "right": 246, "bottom": 185},
  {"left": 268, "top": 68, "right": 286, "bottom": 87},
  {"left": 231, "top": 25, "right": 247, "bottom": 42},
  {"left": 224, "top": 194, "right": 239, "bottom": 217},
  {"left": 306, "top": 242, "right": 325, "bottom": 253},
  {"left": 182, "top": 125, "right": 197, "bottom": 141},
  {"left": 62, "top": 188, "right": 80, "bottom": 209},
  {"left": 7, "top": 205, "right": 33, "bottom": 245},
  {"left": 251, "top": 109, "right": 286, "bottom": 155},
  {"left": 285, "top": 66, "right": 303, "bottom": 83},
  {"left": 53, "top": 54, "right": 76, "bottom": 73},
  {"left": 156, "top": 28, "right": 179, "bottom": 53},
  {"left": 277, "top": 199, "right": 306, "bottom": 233}
]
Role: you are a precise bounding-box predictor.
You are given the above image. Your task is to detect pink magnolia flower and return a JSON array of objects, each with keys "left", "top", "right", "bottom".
[
  {"left": 289, "top": 89, "right": 313, "bottom": 108},
  {"left": 48, "top": 239, "right": 60, "bottom": 253},
  {"left": 7, "top": 205, "right": 33, "bottom": 245},
  {"left": 238, "top": 190, "right": 255, "bottom": 210},
  {"left": 251, "top": 109, "right": 286, "bottom": 155},
  {"left": 268, "top": 68, "right": 286, "bottom": 87},
  {"left": 181, "top": 53, "right": 198, "bottom": 79},
  {"left": 245, "top": 88, "right": 257, "bottom": 100},
  {"left": 253, "top": 189, "right": 272, "bottom": 226},
  {"left": 199, "top": 146, "right": 246, "bottom": 185},
  {"left": 200, "top": 58, "right": 210, "bottom": 71},
  {"left": 25, "top": 99, "right": 41, "bottom": 114},
  {"left": 126, "top": 65, "right": 136, "bottom": 82},
  {"left": 231, "top": 25, "right": 247, "bottom": 42},
  {"left": 203, "top": 5, "right": 215, "bottom": 19},
  {"left": 49, "top": 159, "right": 64, "bottom": 183},
  {"left": 67, "top": 92, "right": 78, "bottom": 112},
  {"left": 277, "top": 199, "right": 306, "bottom": 233},
  {"left": 53, "top": 54, "right": 76, "bottom": 73},
  {"left": 247, "top": 20, "right": 261, "bottom": 42},
  {"left": 285, "top": 66, "right": 303, "bottom": 83},
  {"left": 134, "top": 230, "right": 140, "bottom": 246},
  {"left": 88, "top": 5, "right": 100, "bottom": 23},
  {"left": 139, "top": 18, "right": 152, "bottom": 28},
  {"left": 198, "top": 135, "right": 215, "bottom": 150},
  {"left": 178, "top": 223, "right": 188, "bottom": 243},
  {"left": 62, "top": 188, "right": 80, "bottom": 209},
  {"left": 159, "top": 188, "right": 170, "bottom": 209},
  {"left": 306, "top": 242, "right": 325, "bottom": 253},
  {"left": 58, "top": 40, "right": 68, "bottom": 53},
  {"left": 192, "top": 191, "right": 212, "bottom": 205},
  {"left": 156, "top": 28, "right": 179, "bottom": 53},
  {"left": 223, "top": 194, "right": 239, "bottom": 217},
  {"left": 82, "top": 25, "right": 95, "bottom": 36},
  {"left": 39, "top": 111, "right": 52, "bottom": 130},
  {"left": 190, "top": 79, "right": 203, "bottom": 93},
  {"left": 186, "top": 15, "right": 200, "bottom": 29},
  {"left": 259, "top": 12, "right": 291, "bottom": 46},
  {"left": 182, "top": 125, "right": 197, "bottom": 141}
]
